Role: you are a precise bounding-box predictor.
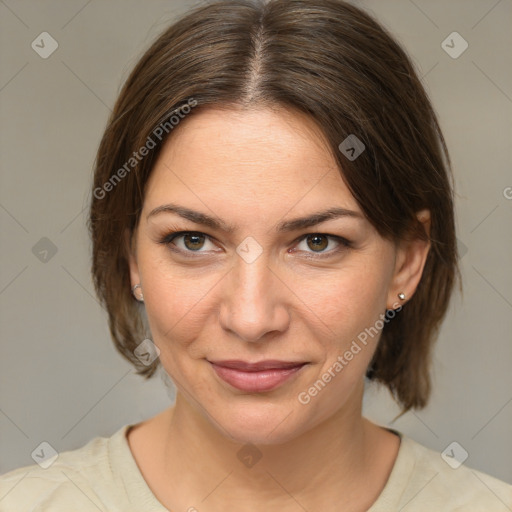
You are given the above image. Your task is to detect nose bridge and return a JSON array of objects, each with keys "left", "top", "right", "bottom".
[
  {"left": 234, "top": 253, "right": 272, "bottom": 303},
  {"left": 219, "top": 250, "right": 289, "bottom": 342}
]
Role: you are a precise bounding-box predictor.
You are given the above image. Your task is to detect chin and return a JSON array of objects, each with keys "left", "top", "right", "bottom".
[{"left": 210, "top": 400, "right": 309, "bottom": 446}]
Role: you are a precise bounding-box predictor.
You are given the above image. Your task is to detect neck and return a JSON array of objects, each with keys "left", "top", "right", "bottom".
[{"left": 153, "top": 381, "right": 395, "bottom": 512}]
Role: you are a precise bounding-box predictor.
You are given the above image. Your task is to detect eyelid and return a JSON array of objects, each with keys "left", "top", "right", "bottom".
[
  {"left": 291, "top": 233, "right": 352, "bottom": 257},
  {"left": 160, "top": 231, "right": 220, "bottom": 255},
  {"left": 159, "top": 230, "right": 352, "bottom": 258},
  {"left": 291, "top": 232, "right": 351, "bottom": 245}
]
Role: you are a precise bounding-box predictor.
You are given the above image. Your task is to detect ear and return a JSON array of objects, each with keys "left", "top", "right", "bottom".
[
  {"left": 386, "top": 209, "right": 431, "bottom": 309},
  {"left": 125, "top": 228, "right": 141, "bottom": 289}
]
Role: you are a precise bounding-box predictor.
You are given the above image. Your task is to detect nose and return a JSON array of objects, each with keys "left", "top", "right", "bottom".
[{"left": 218, "top": 254, "right": 290, "bottom": 343}]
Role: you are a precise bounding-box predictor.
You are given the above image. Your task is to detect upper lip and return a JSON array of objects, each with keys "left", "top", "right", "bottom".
[{"left": 208, "top": 360, "right": 308, "bottom": 372}]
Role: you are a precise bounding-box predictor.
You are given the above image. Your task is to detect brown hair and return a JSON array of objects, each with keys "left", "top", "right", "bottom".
[{"left": 89, "top": 0, "right": 461, "bottom": 414}]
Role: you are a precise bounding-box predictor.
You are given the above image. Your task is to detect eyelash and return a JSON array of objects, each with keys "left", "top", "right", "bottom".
[{"left": 158, "top": 230, "right": 352, "bottom": 260}]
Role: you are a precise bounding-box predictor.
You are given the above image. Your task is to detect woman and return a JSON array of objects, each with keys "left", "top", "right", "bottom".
[{"left": 1, "top": 0, "right": 511, "bottom": 510}]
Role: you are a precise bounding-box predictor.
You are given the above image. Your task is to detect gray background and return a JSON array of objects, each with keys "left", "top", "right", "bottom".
[{"left": 1, "top": 0, "right": 511, "bottom": 486}]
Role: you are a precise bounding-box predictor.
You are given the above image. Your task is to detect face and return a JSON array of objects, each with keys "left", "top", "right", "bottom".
[{"left": 128, "top": 106, "right": 429, "bottom": 445}]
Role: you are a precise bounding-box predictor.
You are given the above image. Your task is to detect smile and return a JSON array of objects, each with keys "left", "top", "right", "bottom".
[{"left": 208, "top": 360, "right": 309, "bottom": 393}]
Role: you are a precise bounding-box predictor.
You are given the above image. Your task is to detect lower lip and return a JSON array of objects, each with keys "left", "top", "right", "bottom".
[{"left": 210, "top": 363, "right": 306, "bottom": 392}]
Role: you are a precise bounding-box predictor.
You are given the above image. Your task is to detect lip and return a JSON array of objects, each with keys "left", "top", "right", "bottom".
[
  {"left": 209, "top": 359, "right": 307, "bottom": 371},
  {"left": 208, "top": 359, "right": 308, "bottom": 392}
]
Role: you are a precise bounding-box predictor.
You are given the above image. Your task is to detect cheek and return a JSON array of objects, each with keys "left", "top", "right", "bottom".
[
  {"left": 137, "top": 250, "right": 221, "bottom": 360},
  {"left": 306, "top": 264, "right": 389, "bottom": 343},
  {"left": 294, "top": 281, "right": 385, "bottom": 422},
  {"left": 302, "top": 264, "right": 390, "bottom": 393}
]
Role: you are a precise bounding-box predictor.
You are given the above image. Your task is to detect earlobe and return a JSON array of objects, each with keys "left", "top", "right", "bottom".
[{"left": 387, "top": 209, "right": 431, "bottom": 308}]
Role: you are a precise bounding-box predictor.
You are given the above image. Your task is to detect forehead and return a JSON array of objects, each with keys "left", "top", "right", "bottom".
[{"left": 144, "top": 107, "right": 361, "bottom": 219}]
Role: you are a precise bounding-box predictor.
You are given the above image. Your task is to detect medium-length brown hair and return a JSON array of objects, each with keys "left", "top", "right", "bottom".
[{"left": 89, "top": 0, "right": 461, "bottom": 414}]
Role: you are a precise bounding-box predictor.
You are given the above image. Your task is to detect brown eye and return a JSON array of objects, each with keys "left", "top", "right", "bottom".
[
  {"left": 293, "top": 233, "right": 351, "bottom": 259},
  {"left": 160, "top": 231, "right": 218, "bottom": 255},
  {"left": 306, "top": 234, "right": 329, "bottom": 252},
  {"left": 183, "top": 233, "right": 206, "bottom": 251}
]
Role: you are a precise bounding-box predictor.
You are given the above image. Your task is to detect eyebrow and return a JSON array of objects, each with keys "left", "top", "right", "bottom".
[{"left": 147, "top": 203, "right": 363, "bottom": 233}]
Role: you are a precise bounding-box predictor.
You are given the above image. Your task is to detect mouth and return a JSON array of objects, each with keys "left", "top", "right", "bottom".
[{"left": 207, "top": 359, "right": 309, "bottom": 393}]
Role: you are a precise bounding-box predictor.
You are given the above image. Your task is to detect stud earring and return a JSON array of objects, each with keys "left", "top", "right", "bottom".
[
  {"left": 132, "top": 284, "right": 144, "bottom": 302},
  {"left": 398, "top": 292, "right": 406, "bottom": 300}
]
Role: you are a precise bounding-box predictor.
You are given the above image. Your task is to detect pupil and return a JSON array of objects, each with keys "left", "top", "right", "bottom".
[
  {"left": 309, "top": 235, "right": 327, "bottom": 251},
  {"left": 185, "top": 234, "right": 204, "bottom": 250}
]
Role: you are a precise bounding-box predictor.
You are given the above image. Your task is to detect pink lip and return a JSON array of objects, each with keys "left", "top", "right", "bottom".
[{"left": 208, "top": 360, "right": 308, "bottom": 392}]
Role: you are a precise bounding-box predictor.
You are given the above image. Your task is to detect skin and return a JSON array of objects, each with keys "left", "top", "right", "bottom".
[{"left": 126, "top": 106, "right": 431, "bottom": 511}]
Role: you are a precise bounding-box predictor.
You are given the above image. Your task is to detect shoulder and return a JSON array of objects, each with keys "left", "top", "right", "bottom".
[
  {"left": 394, "top": 435, "right": 512, "bottom": 511},
  {"left": 0, "top": 426, "right": 130, "bottom": 512}
]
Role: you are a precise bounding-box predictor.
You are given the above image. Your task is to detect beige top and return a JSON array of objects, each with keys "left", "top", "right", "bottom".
[{"left": 1, "top": 424, "right": 511, "bottom": 511}]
